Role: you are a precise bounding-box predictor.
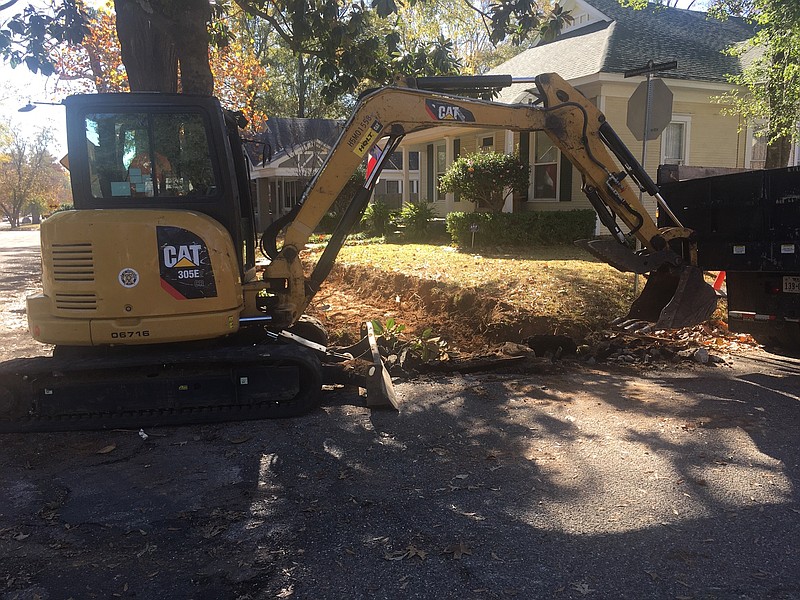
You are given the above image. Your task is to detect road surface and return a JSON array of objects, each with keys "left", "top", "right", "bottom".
[{"left": 1, "top": 228, "right": 799, "bottom": 600}]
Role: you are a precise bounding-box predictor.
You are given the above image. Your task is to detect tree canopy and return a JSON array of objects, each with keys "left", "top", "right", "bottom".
[
  {"left": 706, "top": 0, "right": 800, "bottom": 167},
  {"left": 1, "top": 0, "right": 568, "bottom": 100},
  {"left": 0, "top": 123, "right": 70, "bottom": 228}
]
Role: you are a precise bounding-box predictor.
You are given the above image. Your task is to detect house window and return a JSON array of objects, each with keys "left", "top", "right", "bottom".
[
  {"left": 479, "top": 135, "right": 494, "bottom": 152},
  {"left": 530, "top": 131, "right": 559, "bottom": 201},
  {"left": 749, "top": 131, "right": 767, "bottom": 170},
  {"left": 661, "top": 116, "right": 691, "bottom": 166},
  {"left": 283, "top": 180, "right": 300, "bottom": 210}
]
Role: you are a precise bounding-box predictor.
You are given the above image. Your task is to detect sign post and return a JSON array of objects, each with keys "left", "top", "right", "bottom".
[
  {"left": 625, "top": 60, "right": 678, "bottom": 166},
  {"left": 624, "top": 60, "right": 677, "bottom": 296}
]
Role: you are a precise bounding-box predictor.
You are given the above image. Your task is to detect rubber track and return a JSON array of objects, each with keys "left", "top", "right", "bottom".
[{"left": 0, "top": 344, "right": 323, "bottom": 433}]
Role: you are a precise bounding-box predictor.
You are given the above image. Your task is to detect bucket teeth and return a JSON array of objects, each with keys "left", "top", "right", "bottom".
[{"left": 626, "top": 265, "right": 718, "bottom": 329}]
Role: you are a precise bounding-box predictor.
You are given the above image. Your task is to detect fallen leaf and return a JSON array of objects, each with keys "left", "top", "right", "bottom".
[
  {"left": 405, "top": 545, "right": 427, "bottom": 560},
  {"left": 571, "top": 582, "right": 596, "bottom": 595},
  {"left": 97, "top": 444, "right": 117, "bottom": 454},
  {"left": 383, "top": 550, "right": 408, "bottom": 561},
  {"left": 443, "top": 541, "right": 472, "bottom": 559},
  {"left": 227, "top": 435, "right": 251, "bottom": 444},
  {"left": 13, "top": 532, "right": 30, "bottom": 541}
]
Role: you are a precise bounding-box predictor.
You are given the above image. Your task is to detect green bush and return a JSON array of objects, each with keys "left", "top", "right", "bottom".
[
  {"left": 446, "top": 210, "right": 596, "bottom": 247},
  {"left": 361, "top": 200, "right": 397, "bottom": 236},
  {"left": 399, "top": 201, "right": 436, "bottom": 240},
  {"left": 439, "top": 151, "right": 529, "bottom": 213}
]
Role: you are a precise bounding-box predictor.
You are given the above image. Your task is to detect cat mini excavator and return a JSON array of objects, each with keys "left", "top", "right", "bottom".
[{"left": 0, "top": 73, "right": 717, "bottom": 432}]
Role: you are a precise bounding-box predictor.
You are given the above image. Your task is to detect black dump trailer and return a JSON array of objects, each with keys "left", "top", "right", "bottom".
[{"left": 660, "top": 166, "right": 800, "bottom": 348}]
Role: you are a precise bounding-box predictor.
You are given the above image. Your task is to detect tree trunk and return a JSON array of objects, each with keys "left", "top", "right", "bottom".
[
  {"left": 765, "top": 135, "right": 792, "bottom": 169},
  {"left": 170, "top": 0, "right": 213, "bottom": 95},
  {"left": 113, "top": 0, "right": 213, "bottom": 95},
  {"left": 297, "top": 54, "right": 306, "bottom": 118},
  {"left": 114, "top": 0, "right": 177, "bottom": 92}
]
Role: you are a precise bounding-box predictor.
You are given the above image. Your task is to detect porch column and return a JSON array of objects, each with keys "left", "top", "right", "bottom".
[
  {"left": 445, "top": 135, "right": 454, "bottom": 211},
  {"left": 402, "top": 146, "right": 410, "bottom": 205},
  {"left": 503, "top": 130, "right": 514, "bottom": 213}
]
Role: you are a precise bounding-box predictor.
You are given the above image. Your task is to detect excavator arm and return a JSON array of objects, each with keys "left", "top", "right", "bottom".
[{"left": 260, "top": 73, "right": 716, "bottom": 329}]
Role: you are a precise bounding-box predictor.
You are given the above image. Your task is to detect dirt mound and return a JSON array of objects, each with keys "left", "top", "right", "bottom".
[{"left": 310, "top": 263, "right": 595, "bottom": 353}]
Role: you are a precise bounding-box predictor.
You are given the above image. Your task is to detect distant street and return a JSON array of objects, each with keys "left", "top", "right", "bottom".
[{"left": 0, "top": 227, "right": 44, "bottom": 356}]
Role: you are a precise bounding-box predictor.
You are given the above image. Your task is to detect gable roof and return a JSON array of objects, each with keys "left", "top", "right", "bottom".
[
  {"left": 247, "top": 117, "right": 343, "bottom": 166},
  {"left": 490, "top": 0, "right": 755, "bottom": 103}
]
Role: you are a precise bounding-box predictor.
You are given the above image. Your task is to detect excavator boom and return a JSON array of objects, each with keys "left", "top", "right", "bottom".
[{"left": 262, "top": 73, "right": 716, "bottom": 329}]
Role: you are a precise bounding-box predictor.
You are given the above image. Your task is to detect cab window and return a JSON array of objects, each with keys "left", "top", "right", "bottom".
[{"left": 85, "top": 112, "right": 217, "bottom": 199}]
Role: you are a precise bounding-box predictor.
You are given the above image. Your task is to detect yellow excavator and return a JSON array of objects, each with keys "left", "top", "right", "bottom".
[{"left": 0, "top": 73, "right": 717, "bottom": 432}]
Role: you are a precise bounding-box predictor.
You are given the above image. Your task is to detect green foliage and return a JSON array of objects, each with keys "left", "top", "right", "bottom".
[
  {"left": 0, "top": 0, "right": 88, "bottom": 75},
  {"left": 361, "top": 200, "right": 397, "bottom": 236},
  {"left": 710, "top": 0, "right": 800, "bottom": 164},
  {"left": 439, "top": 151, "right": 529, "bottom": 213},
  {"left": 372, "top": 319, "right": 449, "bottom": 364},
  {"left": 410, "top": 327, "right": 449, "bottom": 362},
  {"left": 370, "top": 317, "right": 406, "bottom": 352},
  {"left": 446, "top": 210, "right": 596, "bottom": 247},
  {"left": 399, "top": 200, "right": 436, "bottom": 240},
  {"left": 0, "top": 125, "right": 68, "bottom": 228},
  {"left": 3, "top": 0, "right": 570, "bottom": 111}
]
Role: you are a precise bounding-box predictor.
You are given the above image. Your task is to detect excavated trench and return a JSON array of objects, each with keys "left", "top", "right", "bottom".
[{"left": 313, "top": 263, "right": 595, "bottom": 353}]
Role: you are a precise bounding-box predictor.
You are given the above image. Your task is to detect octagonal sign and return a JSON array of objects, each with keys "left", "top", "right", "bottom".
[{"left": 626, "top": 79, "right": 673, "bottom": 141}]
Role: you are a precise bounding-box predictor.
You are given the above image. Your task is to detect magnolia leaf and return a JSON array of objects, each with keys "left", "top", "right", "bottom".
[
  {"left": 227, "top": 435, "right": 251, "bottom": 444},
  {"left": 97, "top": 444, "right": 117, "bottom": 454}
]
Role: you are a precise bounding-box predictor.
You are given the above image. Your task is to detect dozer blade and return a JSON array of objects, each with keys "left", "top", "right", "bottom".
[
  {"left": 322, "top": 322, "right": 399, "bottom": 410},
  {"left": 626, "top": 265, "right": 718, "bottom": 329}
]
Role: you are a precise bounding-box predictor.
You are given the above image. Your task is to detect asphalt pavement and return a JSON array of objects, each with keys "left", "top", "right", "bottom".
[{"left": 0, "top": 227, "right": 799, "bottom": 599}]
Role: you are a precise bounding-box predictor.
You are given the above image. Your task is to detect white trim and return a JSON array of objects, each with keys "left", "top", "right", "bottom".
[
  {"left": 744, "top": 125, "right": 755, "bottom": 169},
  {"left": 528, "top": 130, "right": 561, "bottom": 202},
  {"left": 660, "top": 114, "right": 692, "bottom": 166},
  {"left": 477, "top": 132, "right": 495, "bottom": 151}
]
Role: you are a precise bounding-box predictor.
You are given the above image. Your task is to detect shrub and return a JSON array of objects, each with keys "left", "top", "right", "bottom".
[
  {"left": 361, "top": 200, "right": 396, "bottom": 236},
  {"left": 446, "top": 210, "right": 596, "bottom": 247},
  {"left": 439, "top": 151, "right": 529, "bottom": 213},
  {"left": 399, "top": 201, "right": 436, "bottom": 240}
]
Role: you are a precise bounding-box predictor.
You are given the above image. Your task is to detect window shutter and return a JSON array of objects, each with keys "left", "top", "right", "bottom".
[
  {"left": 426, "top": 144, "right": 434, "bottom": 202},
  {"left": 519, "top": 132, "right": 530, "bottom": 201},
  {"left": 559, "top": 153, "right": 573, "bottom": 202}
]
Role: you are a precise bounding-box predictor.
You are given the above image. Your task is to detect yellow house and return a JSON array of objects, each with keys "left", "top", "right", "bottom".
[{"left": 397, "top": 0, "right": 767, "bottom": 228}]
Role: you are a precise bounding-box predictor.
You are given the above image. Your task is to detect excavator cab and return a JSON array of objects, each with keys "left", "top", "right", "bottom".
[{"left": 66, "top": 93, "right": 257, "bottom": 278}]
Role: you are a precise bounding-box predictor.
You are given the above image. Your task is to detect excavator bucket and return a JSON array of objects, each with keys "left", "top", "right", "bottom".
[{"left": 625, "top": 265, "right": 718, "bottom": 329}]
